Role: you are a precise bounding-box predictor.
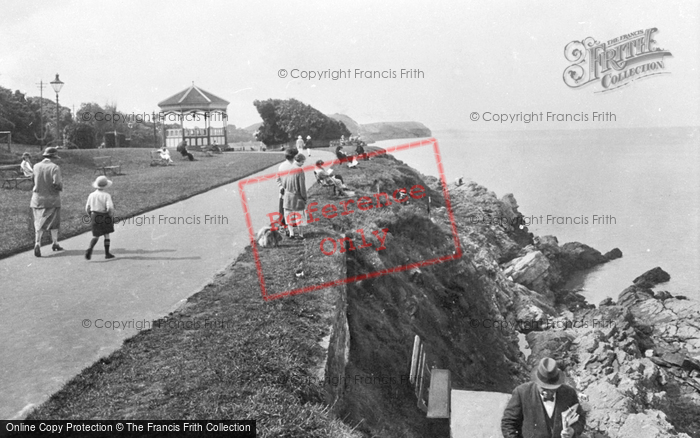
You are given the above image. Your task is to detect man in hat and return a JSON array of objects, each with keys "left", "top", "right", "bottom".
[
  {"left": 30, "top": 147, "right": 64, "bottom": 257},
  {"left": 501, "top": 357, "right": 585, "bottom": 438}
]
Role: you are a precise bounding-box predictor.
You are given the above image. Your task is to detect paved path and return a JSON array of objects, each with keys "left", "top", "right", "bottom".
[
  {"left": 0, "top": 151, "right": 333, "bottom": 419},
  {"left": 450, "top": 390, "right": 511, "bottom": 438}
]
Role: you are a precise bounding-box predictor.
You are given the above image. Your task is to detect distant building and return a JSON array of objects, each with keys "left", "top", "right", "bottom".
[{"left": 158, "top": 83, "right": 230, "bottom": 148}]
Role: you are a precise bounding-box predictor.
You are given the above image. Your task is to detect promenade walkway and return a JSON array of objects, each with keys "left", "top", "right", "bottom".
[
  {"left": 450, "top": 390, "right": 511, "bottom": 437},
  {"left": 0, "top": 151, "right": 334, "bottom": 419}
]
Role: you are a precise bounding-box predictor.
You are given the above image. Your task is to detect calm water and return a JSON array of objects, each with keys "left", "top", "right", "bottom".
[{"left": 376, "top": 127, "right": 700, "bottom": 304}]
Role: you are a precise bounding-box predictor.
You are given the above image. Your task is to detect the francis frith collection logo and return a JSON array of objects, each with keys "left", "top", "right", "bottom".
[{"left": 563, "top": 27, "right": 672, "bottom": 93}]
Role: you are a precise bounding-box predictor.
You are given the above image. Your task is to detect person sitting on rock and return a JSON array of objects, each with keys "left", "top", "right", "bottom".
[{"left": 501, "top": 357, "right": 585, "bottom": 438}]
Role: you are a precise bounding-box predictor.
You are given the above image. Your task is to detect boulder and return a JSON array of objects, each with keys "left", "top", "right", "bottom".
[
  {"left": 502, "top": 251, "right": 551, "bottom": 295},
  {"left": 604, "top": 248, "right": 623, "bottom": 260},
  {"left": 555, "top": 289, "right": 595, "bottom": 311},
  {"left": 632, "top": 267, "right": 670, "bottom": 287},
  {"left": 560, "top": 242, "right": 609, "bottom": 270},
  {"left": 653, "top": 290, "right": 673, "bottom": 301},
  {"left": 599, "top": 297, "right": 615, "bottom": 307},
  {"left": 658, "top": 352, "right": 700, "bottom": 372},
  {"left": 618, "top": 411, "right": 691, "bottom": 438},
  {"left": 617, "top": 285, "right": 655, "bottom": 308},
  {"left": 525, "top": 331, "right": 573, "bottom": 368},
  {"left": 499, "top": 194, "right": 519, "bottom": 226}
]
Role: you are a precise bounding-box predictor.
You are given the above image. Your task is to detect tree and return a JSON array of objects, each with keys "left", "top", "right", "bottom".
[
  {"left": 128, "top": 121, "right": 157, "bottom": 148},
  {"left": 253, "top": 98, "right": 350, "bottom": 146},
  {"left": 27, "top": 96, "right": 56, "bottom": 147},
  {"left": 77, "top": 102, "right": 112, "bottom": 145},
  {"left": 227, "top": 124, "right": 256, "bottom": 143},
  {"left": 0, "top": 85, "right": 73, "bottom": 147},
  {"left": 65, "top": 122, "right": 97, "bottom": 149},
  {"left": 0, "top": 87, "right": 40, "bottom": 145}
]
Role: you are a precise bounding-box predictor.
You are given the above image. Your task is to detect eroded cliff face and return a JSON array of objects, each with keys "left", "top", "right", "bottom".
[{"left": 318, "top": 154, "right": 623, "bottom": 437}]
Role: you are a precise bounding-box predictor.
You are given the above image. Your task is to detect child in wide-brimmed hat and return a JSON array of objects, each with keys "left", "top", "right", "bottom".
[{"left": 85, "top": 175, "right": 116, "bottom": 260}]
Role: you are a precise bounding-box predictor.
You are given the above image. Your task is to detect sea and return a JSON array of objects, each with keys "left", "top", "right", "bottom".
[{"left": 374, "top": 127, "right": 699, "bottom": 305}]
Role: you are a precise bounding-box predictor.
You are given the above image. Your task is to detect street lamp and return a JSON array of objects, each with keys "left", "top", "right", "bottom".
[
  {"left": 50, "top": 74, "right": 64, "bottom": 146},
  {"left": 152, "top": 112, "right": 159, "bottom": 149}
]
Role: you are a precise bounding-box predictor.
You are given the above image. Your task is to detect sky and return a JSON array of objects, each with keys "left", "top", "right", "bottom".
[{"left": 0, "top": 0, "right": 698, "bottom": 131}]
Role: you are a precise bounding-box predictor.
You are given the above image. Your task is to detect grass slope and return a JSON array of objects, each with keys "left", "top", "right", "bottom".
[{"left": 26, "top": 240, "right": 361, "bottom": 437}]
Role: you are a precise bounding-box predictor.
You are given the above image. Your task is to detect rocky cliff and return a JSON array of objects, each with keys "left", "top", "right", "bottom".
[
  {"left": 527, "top": 268, "right": 700, "bottom": 437},
  {"left": 311, "top": 154, "right": 629, "bottom": 437}
]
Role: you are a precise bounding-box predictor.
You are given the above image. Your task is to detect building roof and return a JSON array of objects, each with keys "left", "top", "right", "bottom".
[{"left": 158, "top": 83, "right": 230, "bottom": 111}]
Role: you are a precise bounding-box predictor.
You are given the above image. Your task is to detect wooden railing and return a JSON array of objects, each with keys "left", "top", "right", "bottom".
[{"left": 410, "top": 335, "right": 451, "bottom": 418}]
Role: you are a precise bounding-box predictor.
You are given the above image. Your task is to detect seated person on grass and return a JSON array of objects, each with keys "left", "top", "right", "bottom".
[
  {"left": 176, "top": 140, "right": 195, "bottom": 161},
  {"left": 314, "top": 160, "right": 353, "bottom": 196},
  {"left": 335, "top": 145, "right": 349, "bottom": 162},
  {"left": 355, "top": 143, "right": 369, "bottom": 161},
  {"left": 159, "top": 146, "right": 174, "bottom": 165},
  {"left": 21, "top": 152, "right": 34, "bottom": 177}
]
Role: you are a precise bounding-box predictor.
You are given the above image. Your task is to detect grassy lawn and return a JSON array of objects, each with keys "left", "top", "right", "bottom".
[
  {"left": 26, "top": 220, "right": 361, "bottom": 438},
  {"left": 0, "top": 146, "right": 284, "bottom": 260}
]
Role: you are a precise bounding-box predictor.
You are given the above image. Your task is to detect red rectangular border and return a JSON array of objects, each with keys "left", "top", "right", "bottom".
[{"left": 238, "top": 138, "right": 463, "bottom": 301}]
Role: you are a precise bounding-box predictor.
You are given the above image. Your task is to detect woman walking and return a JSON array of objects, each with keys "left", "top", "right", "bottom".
[
  {"left": 282, "top": 153, "right": 308, "bottom": 239},
  {"left": 30, "top": 147, "right": 63, "bottom": 257}
]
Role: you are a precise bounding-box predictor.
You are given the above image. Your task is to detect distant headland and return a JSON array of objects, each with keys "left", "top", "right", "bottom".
[{"left": 244, "top": 113, "right": 432, "bottom": 144}]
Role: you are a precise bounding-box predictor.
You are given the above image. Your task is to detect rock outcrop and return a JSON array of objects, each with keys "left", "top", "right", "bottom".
[
  {"left": 502, "top": 251, "right": 552, "bottom": 296},
  {"left": 428, "top": 180, "right": 700, "bottom": 437},
  {"left": 526, "top": 268, "right": 700, "bottom": 437},
  {"left": 633, "top": 266, "right": 671, "bottom": 288},
  {"left": 306, "top": 155, "right": 695, "bottom": 437}
]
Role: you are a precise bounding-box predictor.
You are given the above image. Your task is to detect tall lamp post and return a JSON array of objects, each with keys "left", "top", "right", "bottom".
[
  {"left": 152, "top": 112, "right": 159, "bottom": 149},
  {"left": 50, "top": 74, "right": 64, "bottom": 146}
]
